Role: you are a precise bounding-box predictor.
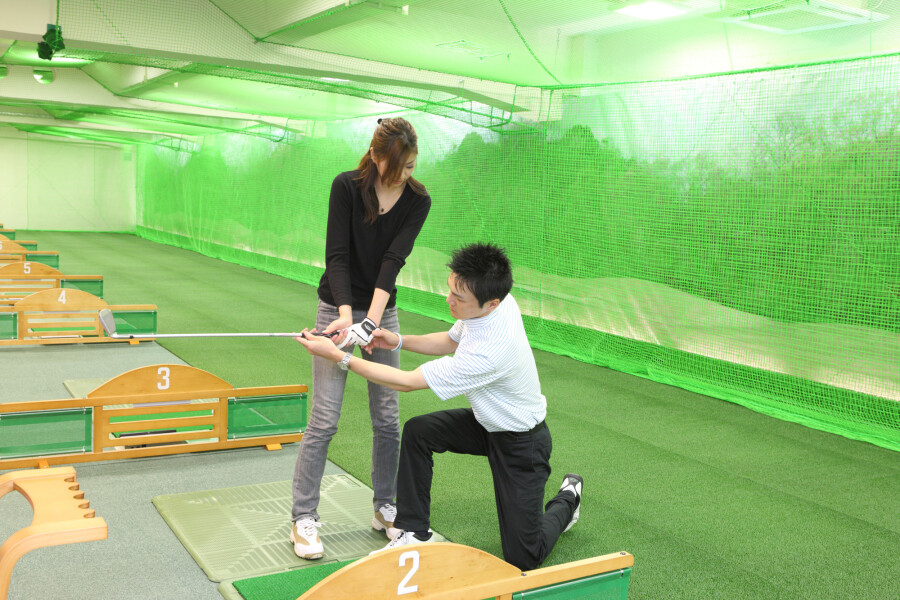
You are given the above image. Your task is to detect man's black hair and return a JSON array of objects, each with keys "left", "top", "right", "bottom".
[{"left": 448, "top": 242, "right": 513, "bottom": 306}]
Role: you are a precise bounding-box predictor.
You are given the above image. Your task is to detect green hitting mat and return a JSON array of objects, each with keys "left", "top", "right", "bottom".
[
  {"left": 153, "top": 474, "right": 445, "bottom": 583},
  {"left": 218, "top": 560, "right": 355, "bottom": 600}
]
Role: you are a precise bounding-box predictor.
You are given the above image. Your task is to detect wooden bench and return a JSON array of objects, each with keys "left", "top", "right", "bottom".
[
  {"left": 0, "top": 364, "right": 307, "bottom": 469},
  {"left": 298, "top": 543, "right": 633, "bottom": 599},
  {"left": 0, "top": 239, "right": 59, "bottom": 269},
  {"left": 0, "top": 262, "right": 103, "bottom": 306},
  {"left": 0, "top": 467, "right": 108, "bottom": 600},
  {"left": 0, "top": 288, "right": 155, "bottom": 345}
]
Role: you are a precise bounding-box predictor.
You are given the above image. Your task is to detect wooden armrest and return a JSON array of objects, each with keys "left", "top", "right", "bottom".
[{"left": 0, "top": 468, "right": 108, "bottom": 600}]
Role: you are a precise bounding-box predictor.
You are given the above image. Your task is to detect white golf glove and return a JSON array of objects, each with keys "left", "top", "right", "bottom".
[{"left": 336, "top": 317, "right": 378, "bottom": 349}]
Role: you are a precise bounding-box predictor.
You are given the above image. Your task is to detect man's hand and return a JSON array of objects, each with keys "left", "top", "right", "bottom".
[
  {"left": 295, "top": 329, "right": 344, "bottom": 362},
  {"left": 362, "top": 328, "right": 400, "bottom": 355},
  {"left": 337, "top": 317, "right": 378, "bottom": 349}
]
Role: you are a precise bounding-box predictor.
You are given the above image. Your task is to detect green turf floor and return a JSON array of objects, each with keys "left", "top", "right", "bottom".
[{"left": 7, "top": 231, "right": 900, "bottom": 600}]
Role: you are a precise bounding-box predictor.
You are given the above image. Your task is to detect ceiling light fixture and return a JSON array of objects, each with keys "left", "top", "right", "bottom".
[
  {"left": 614, "top": 1, "right": 686, "bottom": 20},
  {"left": 33, "top": 68, "right": 54, "bottom": 84}
]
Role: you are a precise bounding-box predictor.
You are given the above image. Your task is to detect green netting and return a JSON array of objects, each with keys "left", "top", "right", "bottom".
[
  {"left": 135, "top": 54, "right": 899, "bottom": 452},
  {"left": 3, "top": 1, "right": 898, "bottom": 452}
]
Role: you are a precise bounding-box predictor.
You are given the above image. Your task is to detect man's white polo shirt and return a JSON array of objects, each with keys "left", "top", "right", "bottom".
[{"left": 419, "top": 294, "right": 546, "bottom": 432}]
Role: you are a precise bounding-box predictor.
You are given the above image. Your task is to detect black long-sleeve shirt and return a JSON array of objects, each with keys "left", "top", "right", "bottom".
[{"left": 318, "top": 170, "right": 431, "bottom": 311}]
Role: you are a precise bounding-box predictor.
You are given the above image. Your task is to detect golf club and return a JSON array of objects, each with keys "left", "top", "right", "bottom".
[{"left": 98, "top": 308, "right": 338, "bottom": 340}]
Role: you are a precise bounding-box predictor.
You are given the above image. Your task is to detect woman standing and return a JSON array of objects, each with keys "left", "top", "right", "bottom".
[{"left": 291, "top": 118, "right": 431, "bottom": 559}]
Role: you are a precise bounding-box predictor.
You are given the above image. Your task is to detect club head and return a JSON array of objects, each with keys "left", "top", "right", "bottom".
[{"left": 98, "top": 308, "right": 119, "bottom": 337}]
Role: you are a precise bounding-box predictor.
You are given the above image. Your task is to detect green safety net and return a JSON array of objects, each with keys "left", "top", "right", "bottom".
[
  {"left": 135, "top": 54, "right": 900, "bottom": 452},
  {"left": 2, "top": 1, "right": 898, "bottom": 452}
]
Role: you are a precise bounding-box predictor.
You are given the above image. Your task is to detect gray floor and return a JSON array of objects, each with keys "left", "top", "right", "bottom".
[
  {"left": 0, "top": 447, "right": 352, "bottom": 600},
  {"left": 0, "top": 339, "right": 355, "bottom": 600},
  {"left": 0, "top": 342, "right": 188, "bottom": 403}
]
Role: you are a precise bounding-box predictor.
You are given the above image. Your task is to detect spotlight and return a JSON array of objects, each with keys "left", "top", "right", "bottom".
[
  {"left": 37, "top": 24, "right": 65, "bottom": 61},
  {"left": 33, "top": 69, "right": 54, "bottom": 84}
]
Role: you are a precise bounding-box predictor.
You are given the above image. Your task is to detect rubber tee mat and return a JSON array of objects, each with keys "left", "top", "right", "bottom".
[{"left": 153, "top": 474, "right": 409, "bottom": 582}]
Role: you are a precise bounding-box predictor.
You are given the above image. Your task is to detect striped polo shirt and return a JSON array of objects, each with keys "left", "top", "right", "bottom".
[{"left": 419, "top": 294, "right": 546, "bottom": 432}]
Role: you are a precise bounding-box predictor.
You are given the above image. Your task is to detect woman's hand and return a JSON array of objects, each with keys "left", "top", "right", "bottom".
[{"left": 323, "top": 315, "right": 353, "bottom": 347}]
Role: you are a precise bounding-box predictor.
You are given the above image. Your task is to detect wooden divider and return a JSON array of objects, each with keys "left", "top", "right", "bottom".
[
  {"left": 297, "top": 543, "right": 633, "bottom": 600},
  {"left": 0, "top": 239, "right": 58, "bottom": 268},
  {"left": 0, "top": 288, "right": 155, "bottom": 345},
  {"left": 0, "top": 262, "right": 103, "bottom": 305},
  {"left": 0, "top": 235, "right": 36, "bottom": 251},
  {"left": 0, "top": 364, "right": 306, "bottom": 469}
]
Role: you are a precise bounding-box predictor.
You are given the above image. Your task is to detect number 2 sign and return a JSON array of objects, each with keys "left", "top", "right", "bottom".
[{"left": 397, "top": 550, "right": 420, "bottom": 595}]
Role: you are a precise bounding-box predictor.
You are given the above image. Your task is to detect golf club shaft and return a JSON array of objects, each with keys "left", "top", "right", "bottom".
[{"left": 112, "top": 332, "right": 303, "bottom": 339}]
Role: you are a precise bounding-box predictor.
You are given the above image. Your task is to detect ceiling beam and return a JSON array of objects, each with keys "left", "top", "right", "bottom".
[{"left": 258, "top": 0, "right": 420, "bottom": 42}]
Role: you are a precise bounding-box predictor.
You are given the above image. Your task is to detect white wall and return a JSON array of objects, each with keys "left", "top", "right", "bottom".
[{"left": 0, "top": 127, "right": 136, "bottom": 231}]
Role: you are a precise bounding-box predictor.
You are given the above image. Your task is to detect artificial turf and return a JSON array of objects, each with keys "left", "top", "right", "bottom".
[
  {"left": 23, "top": 231, "right": 900, "bottom": 600},
  {"left": 232, "top": 560, "right": 355, "bottom": 600}
]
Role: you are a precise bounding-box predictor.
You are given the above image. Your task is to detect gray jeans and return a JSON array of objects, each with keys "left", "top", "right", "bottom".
[{"left": 291, "top": 300, "right": 401, "bottom": 521}]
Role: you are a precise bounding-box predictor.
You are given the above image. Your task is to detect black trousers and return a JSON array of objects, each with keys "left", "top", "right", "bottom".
[{"left": 393, "top": 408, "right": 577, "bottom": 570}]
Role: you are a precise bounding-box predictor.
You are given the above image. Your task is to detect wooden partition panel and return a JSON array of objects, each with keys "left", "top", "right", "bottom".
[
  {"left": 0, "top": 288, "right": 155, "bottom": 345},
  {"left": 297, "top": 543, "right": 634, "bottom": 600},
  {"left": 0, "top": 365, "right": 306, "bottom": 469},
  {"left": 0, "top": 262, "right": 103, "bottom": 305}
]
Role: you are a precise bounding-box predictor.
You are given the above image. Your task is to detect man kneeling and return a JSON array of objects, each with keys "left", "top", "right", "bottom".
[{"left": 296, "top": 242, "right": 581, "bottom": 570}]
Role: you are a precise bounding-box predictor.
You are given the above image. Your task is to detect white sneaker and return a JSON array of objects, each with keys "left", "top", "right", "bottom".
[
  {"left": 372, "top": 503, "right": 402, "bottom": 540},
  {"left": 290, "top": 517, "right": 324, "bottom": 560},
  {"left": 369, "top": 529, "right": 434, "bottom": 555},
  {"left": 559, "top": 473, "right": 583, "bottom": 533}
]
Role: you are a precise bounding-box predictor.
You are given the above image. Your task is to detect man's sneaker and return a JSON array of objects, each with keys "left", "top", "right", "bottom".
[
  {"left": 369, "top": 529, "right": 435, "bottom": 555},
  {"left": 372, "top": 503, "right": 402, "bottom": 540},
  {"left": 290, "top": 516, "right": 324, "bottom": 560},
  {"left": 559, "top": 473, "right": 583, "bottom": 533}
]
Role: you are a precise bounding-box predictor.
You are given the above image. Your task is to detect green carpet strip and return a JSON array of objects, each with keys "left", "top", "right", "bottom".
[{"left": 232, "top": 560, "right": 355, "bottom": 600}]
